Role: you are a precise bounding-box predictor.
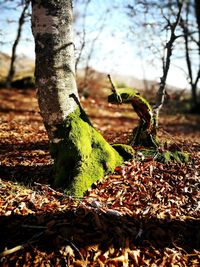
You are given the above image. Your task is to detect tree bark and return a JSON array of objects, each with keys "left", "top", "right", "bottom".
[{"left": 31, "top": 0, "right": 123, "bottom": 196}]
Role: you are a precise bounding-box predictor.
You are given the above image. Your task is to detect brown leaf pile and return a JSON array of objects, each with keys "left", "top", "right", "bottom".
[
  {"left": 0, "top": 156, "right": 199, "bottom": 266},
  {"left": 0, "top": 88, "right": 200, "bottom": 266}
]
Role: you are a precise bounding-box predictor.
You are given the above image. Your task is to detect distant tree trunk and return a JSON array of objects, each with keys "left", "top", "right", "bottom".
[
  {"left": 179, "top": 0, "right": 200, "bottom": 112},
  {"left": 153, "top": 1, "right": 183, "bottom": 131},
  {"left": 194, "top": 0, "right": 200, "bottom": 50},
  {"left": 74, "top": 0, "right": 91, "bottom": 71},
  {"left": 31, "top": 0, "right": 123, "bottom": 196},
  {"left": 6, "top": 0, "right": 30, "bottom": 88},
  {"left": 193, "top": 0, "right": 200, "bottom": 111}
]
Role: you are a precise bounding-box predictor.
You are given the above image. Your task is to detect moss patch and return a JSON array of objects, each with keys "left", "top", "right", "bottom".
[
  {"left": 50, "top": 106, "right": 123, "bottom": 197},
  {"left": 130, "top": 123, "right": 159, "bottom": 148},
  {"left": 108, "top": 88, "right": 158, "bottom": 147},
  {"left": 112, "top": 144, "right": 135, "bottom": 160},
  {"left": 108, "top": 88, "right": 189, "bottom": 162},
  {"left": 108, "top": 88, "right": 153, "bottom": 119},
  {"left": 138, "top": 148, "right": 189, "bottom": 163}
]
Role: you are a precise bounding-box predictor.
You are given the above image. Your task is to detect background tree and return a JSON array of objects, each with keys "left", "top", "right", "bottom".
[
  {"left": 126, "top": 0, "right": 199, "bottom": 112},
  {"left": 31, "top": 0, "right": 125, "bottom": 196},
  {"left": 153, "top": 1, "right": 183, "bottom": 131},
  {"left": 179, "top": 0, "right": 200, "bottom": 112},
  {"left": 73, "top": 0, "right": 110, "bottom": 97},
  {"left": 5, "top": 0, "right": 30, "bottom": 87},
  {"left": 118, "top": 0, "right": 183, "bottom": 145}
]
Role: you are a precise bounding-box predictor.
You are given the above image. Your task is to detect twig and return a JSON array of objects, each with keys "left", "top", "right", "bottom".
[
  {"left": 159, "top": 127, "right": 185, "bottom": 151},
  {"left": 58, "top": 235, "right": 85, "bottom": 262},
  {"left": 107, "top": 74, "right": 117, "bottom": 93},
  {"left": 0, "top": 245, "right": 24, "bottom": 258},
  {"left": 107, "top": 74, "right": 122, "bottom": 104},
  {"left": 33, "top": 182, "right": 65, "bottom": 196},
  {"left": 21, "top": 224, "right": 47, "bottom": 229},
  {"left": 0, "top": 231, "right": 44, "bottom": 258}
]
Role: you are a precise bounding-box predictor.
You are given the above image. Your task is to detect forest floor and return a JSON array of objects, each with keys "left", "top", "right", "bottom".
[{"left": 0, "top": 88, "right": 199, "bottom": 266}]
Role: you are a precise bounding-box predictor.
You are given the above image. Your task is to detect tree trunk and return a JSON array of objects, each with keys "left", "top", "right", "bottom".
[
  {"left": 108, "top": 88, "right": 158, "bottom": 148},
  {"left": 179, "top": 1, "right": 200, "bottom": 112},
  {"left": 31, "top": 0, "right": 123, "bottom": 196},
  {"left": 194, "top": 0, "right": 200, "bottom": 54},
  {"left": 6, "top": 0, "right": 30, "bottom": 88}
]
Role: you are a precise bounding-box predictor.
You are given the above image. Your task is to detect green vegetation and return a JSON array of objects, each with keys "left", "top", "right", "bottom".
[
  {"left": 108, "top": 87, "right": 189, "bottom": 164},
  {"left": 50, "top": 106, "right": 123, "bottom": 196},
  {"left": 112, "top": 144, "right": 135, "bottom": 160},
  {"left": 108, "top": 87, "right": 158, "bottom": 147},
  {"left": 138, "top": 148, "right": 189, "bottom": 163}
]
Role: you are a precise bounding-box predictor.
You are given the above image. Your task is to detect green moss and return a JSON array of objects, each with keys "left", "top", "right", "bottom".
[
  {"left": 108, "top": 88, "right": 152, "bottom": 111},
  {"left": 50, "top": 106, "right": 123, "bottom": 197},
  {"left": 116, "top": 82, "right": 128, "bottom": 88},
  {"left": 112, "top": 144, "right": 135, "bottom": 160},
  {"left": 171, "top": 151, "right": 189, "bottom": 163},
  {"left": 156, "top": 150, "right": 171, "bottom": 163},
  {"left": 108, "top": 88, "right": 158, "bottom": 148},
  {"left": 108, "top": 88, "right": 189, "bottom": 161},
  {"left": 160, "top": 150, "right": 189, "bottom": 163},
  {"left": 130, "top": 123, "right": 159, "bottom": 148},
  {"left": 138, "top": 148, "right": 156, "bottom": 158},
  {"left": 138, "top": 148, "right": 189, "bottom": 163}
]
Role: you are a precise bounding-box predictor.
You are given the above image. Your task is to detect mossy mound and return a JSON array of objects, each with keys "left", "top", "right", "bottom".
[
  {"left": 137, "top": 148, "right": 189, "bottom": 163},
  {"left": 108, "top": 88, "right": 153, "bottom": 123},
  {"left": 50, "top": 107, "right": 123, "bottom": 197},
  {"left": 112, "top": 144, "right": 135, "bottom": 160},
  {"left": 130, "top": 125, "right": 159, "bottom": 148},
  {"left": 108, "top": 88, "right": 158, "bottom": 147},
  {"left": 107, "top": 88, "right": 189, "bottom": 162}
]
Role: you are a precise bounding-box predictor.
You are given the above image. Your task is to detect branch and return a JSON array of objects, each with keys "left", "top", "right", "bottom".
[
  {"left": 107, "top": 74, "right": 117, "bottom": 93},
  {"left": 0, "top": 245, "right": 24, "bottom": 258},
  {"left": 153, "top": 1, "right": 183, "bottom": 123},
  {"left": 75, "top": 0, "right": 91, "bottom": 71},
  {"left": 0, "top": 231, "right": 44, "bottom": 258},
  {"left": 107, "top": 74, "right": 122, "bottom": 104}
]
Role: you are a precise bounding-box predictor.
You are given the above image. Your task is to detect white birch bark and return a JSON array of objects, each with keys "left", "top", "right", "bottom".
[{"left": 31, "top": 0, "right": 79, "bottom": 141}]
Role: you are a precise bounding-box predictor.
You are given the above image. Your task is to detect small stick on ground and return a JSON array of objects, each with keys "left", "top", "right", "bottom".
[{"left": 0, "top": 231, "right": 44, "bottom": 258}]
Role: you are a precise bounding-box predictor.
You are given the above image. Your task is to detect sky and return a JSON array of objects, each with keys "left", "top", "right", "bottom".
[{"left": 0, "top": 0, "right": 193, "bottom": 89}]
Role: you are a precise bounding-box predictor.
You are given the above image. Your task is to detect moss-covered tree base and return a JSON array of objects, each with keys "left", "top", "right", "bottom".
[
  {"left": 107, "top": 87, "right": 189, "bottom": 163},
  {"left": 108, "top": 88, "right": 158, "bottom": 148},
  {"left": 129, "top": 122, "right": 159, "bottom": 148},
  {"left": 50, "top": 107, "right": 123, "bottom": 197}
]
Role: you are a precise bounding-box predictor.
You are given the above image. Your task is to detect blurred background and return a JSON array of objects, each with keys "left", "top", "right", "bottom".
[{"left": 0, "top": 0, "right": 199, "bottom": 113}]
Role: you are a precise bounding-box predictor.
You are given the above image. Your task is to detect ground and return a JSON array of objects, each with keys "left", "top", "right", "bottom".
[{"left": 0, "top": 88, "right": 199, "bottom": 266}]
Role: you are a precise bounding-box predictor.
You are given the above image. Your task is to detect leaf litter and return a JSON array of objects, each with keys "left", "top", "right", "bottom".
[{"left": 0, "top": 88, "right": 200, "bottom": 266}]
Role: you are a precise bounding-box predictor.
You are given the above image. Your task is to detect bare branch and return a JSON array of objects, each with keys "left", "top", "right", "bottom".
[
  {"left": 153, "top": 1, "right": 183, "bottom": 129},
  {"left": 107, "top": 74, "right": 117, "bottom": 93},
  {"left": 75, "top": 0, "right": 91, "bottom": 71}
]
